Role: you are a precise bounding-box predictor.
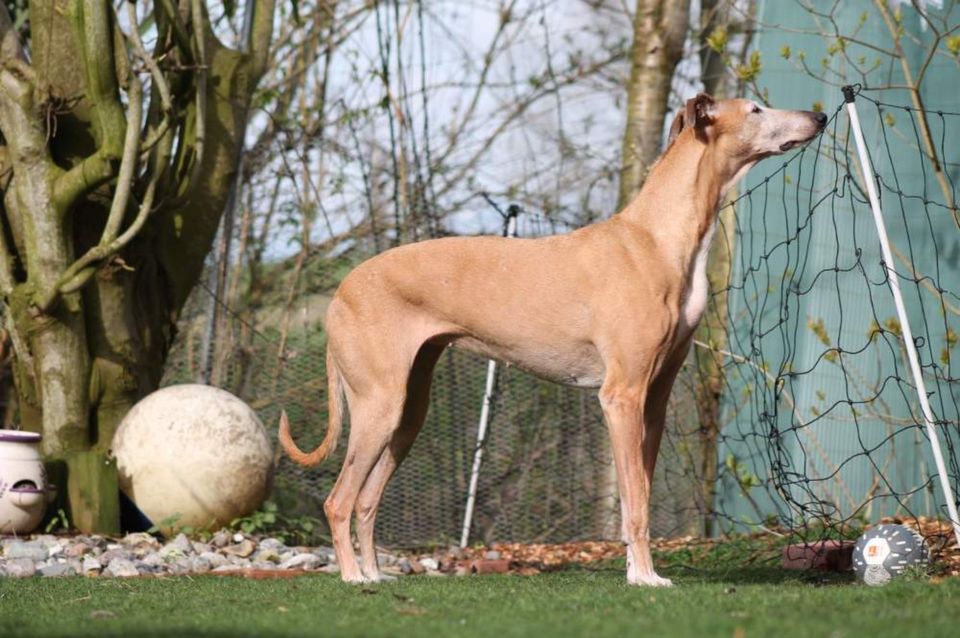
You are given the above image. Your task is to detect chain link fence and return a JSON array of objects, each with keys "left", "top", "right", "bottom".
[
  {"left": 158, "top": 91, "right": 960, "bottom": 551},
  {"left": 160, "top": 222, "right": 706, "bottom": 548},
  {"left": 159, "top": 91, "right": 960, "bottom": 551}
]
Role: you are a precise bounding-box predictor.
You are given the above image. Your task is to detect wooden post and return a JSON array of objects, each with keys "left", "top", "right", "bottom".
[{"left": 44, "top": 451, "right": 120, "bottom": 535}]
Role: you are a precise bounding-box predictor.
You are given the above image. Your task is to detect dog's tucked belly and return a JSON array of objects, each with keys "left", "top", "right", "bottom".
[{"left": 449, "top": 336, "right": 605, "bottom": 389}]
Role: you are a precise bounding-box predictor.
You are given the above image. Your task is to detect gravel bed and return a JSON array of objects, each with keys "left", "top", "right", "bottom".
[{"left": 0, "top": 532, "right": 425, "bottom": 579}]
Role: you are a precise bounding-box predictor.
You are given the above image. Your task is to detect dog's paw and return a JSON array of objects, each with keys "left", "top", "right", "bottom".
[
  {"left": 358, "top": 570, "right": 398, "bottom": 584},
  {"left": 341, "top": 573, "right": 367, "bottom": 585},
  {"left": 628, "top": 572, "right": 673, "bottom": 587}
]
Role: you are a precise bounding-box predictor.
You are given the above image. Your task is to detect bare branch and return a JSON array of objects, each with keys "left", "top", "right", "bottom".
[
  {"left": 35, "top": 69, "right": 146, "bottom": 311},
  {"left": 158, "top": 0, "right": 195, "bottom": 58},
  {"left": 126, "top": 1, "right": 174, "bottom": 126},
  {"left": 122, "top": 2, "right": 174, "bottom": 162},
  {"left": 433, "top": 0, "right": 519, "bottom": 169},
  {"left": 873, "top": 0, "right": 958, "bottom": 227},
  {"left": 191, "top": 0, "right": 209, "bottom": 180},
  {"left": 53, "top": 0, "right": 129, "bottom": 213},
  {"left": 0, "top": 5, "right": 25, "bottom": 307},
  {"left": 58, "top": 165, "right": 159, "bottom": 297},
  {"left": 0, "top": 2, "right": 26, "bottom": 63},
  {"left": 248, "top": 0, "right": 279, "bottom": 80}
]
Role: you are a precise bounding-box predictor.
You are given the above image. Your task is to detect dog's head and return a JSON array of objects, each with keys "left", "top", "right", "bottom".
[{"left": 668, "top": 93, "right": 827, "bottom": 161}]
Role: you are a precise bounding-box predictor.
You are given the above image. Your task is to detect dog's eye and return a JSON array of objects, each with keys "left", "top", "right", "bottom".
[{"left": 751, "top": 104, "right": 762, "bottom": 114}]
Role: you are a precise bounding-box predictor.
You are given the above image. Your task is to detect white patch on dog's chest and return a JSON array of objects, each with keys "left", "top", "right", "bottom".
[{"left": 680, "top": 221, "right": 717, "bottom": 333}]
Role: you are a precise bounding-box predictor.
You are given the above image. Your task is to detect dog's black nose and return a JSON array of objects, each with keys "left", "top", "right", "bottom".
[{"left": 814, "top": 111, "right": 827, "bottom": 126}]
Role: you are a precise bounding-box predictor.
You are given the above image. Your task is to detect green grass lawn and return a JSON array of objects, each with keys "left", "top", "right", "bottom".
[{"left": 1, "top": 561, "right": 958, "bottom": 638}]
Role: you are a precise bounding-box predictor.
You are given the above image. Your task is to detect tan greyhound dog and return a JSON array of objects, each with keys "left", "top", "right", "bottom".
[{"left": 279, "top": 93, "right": 827, "bottom": 586}]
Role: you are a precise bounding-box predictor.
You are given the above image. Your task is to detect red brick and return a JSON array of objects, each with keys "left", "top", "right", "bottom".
[
  {"left": 471, "top": 559, "right": 512, "bottom": 574},
  {"left": 781, "top": 540, "right": 854, "bottom": 571}
]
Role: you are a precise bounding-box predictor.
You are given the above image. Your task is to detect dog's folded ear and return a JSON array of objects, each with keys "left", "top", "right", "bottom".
[
  {"left": 667, "top": 93, "right": 717, "bottom": 145},
  {"left": 667, "top": 110, "right": 686, "bottom": 146},
  {"left": 686, "top": 93, "right": 717, "bottom": 133}
]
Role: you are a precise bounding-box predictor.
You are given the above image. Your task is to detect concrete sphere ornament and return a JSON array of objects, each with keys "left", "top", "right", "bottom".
[
  {"left": 112, "top": 384, "right": 274, "bottom": 534},
  {"left": 853, "top": 524, "right": 928, "bottom": 586}
]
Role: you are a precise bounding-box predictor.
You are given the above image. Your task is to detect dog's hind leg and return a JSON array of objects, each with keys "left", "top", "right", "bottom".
[
  {"left": 324, "top": 391, "right": 405, "bottom": 584},
  {"left": 355, "top": 343, "right": 442, "bottom": 582}
]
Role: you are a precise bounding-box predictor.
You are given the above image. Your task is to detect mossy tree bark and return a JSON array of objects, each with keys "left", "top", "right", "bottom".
[{"left": 0, "top": 0, "right": 276, "bottom": 532}]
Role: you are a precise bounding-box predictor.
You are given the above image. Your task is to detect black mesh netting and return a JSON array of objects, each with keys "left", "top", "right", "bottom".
[{"left": 161, "top": 87, "right": 959, "bottom": 547}]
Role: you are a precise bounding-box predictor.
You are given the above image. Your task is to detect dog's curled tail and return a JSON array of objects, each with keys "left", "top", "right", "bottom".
[{"left": 278, "top": 352, "right": 343, "bottom": 467}]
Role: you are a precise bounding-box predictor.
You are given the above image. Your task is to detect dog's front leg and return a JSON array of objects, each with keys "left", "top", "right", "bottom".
[{"left": 600, "top": 380, "right": 673, "bottom": 587}]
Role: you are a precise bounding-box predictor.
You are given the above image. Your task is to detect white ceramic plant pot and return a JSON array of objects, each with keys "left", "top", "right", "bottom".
[{"left": 0, "top": 430, "right": 54, "bottom": 534}]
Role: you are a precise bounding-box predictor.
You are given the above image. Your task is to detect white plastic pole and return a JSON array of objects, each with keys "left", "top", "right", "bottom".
[
  {"left": 460, "top": 212, "right": 518, "bottom": 548},
  {"left": 844, "top": 87, "right": 960, "bottom": 546}
]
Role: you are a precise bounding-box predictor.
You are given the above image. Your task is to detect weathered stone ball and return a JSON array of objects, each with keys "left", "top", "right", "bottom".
[{"left": 112, "top": 384, "right": 274, "bottom": 534}]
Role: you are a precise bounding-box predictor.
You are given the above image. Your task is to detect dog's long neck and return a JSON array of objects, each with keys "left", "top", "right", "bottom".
[{"left": 617, "top": 131, "right": 752, "bottom": 264}]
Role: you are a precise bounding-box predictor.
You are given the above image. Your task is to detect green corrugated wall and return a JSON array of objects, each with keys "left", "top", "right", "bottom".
[{"left": 715, "top": 0, "right": 960, "bottom": 530}]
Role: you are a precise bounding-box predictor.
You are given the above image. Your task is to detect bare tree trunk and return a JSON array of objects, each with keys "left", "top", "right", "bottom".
[
  {"left": 693, "top": 0, "right": 753, "bottom": 537},
  {"left": 693, "top": 206, "right": 733, "bottom": 537},
  {"left": 599, "top": 0, "right": 691, "bottom": 539},
  {"left": 616, "top": 0, "right": 691, "bottom": 210},
  {"left": 0, "top": 1, "right": 91, "bottom": 456}
]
